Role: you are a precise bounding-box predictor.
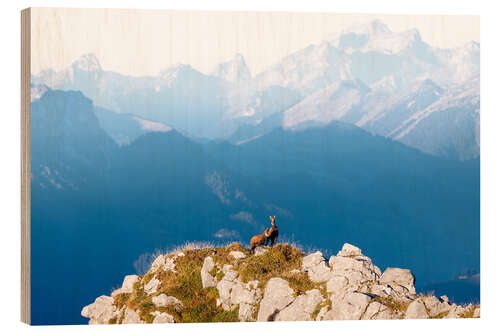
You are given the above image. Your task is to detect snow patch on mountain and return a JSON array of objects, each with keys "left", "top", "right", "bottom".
[
  {"left": 282, "top": 79, "right": 369, "bottom": 129},
  {"left": 132, "top": 117, "right": 172, "bottom": 132}
]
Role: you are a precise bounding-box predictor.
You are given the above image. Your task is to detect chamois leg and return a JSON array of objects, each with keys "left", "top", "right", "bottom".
[{"left": 271, "top": 234, "right": 278, "bottom": 246}]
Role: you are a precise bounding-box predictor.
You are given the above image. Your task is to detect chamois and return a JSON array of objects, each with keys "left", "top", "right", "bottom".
[
  {"left": 250, "top": 230, "right": 270, "bottom": 253},
  {"left": 250, "top": 215, "right": 279, "bottom": 253},
  {"left": 264, "top": 215, "right": 279, "bottom": 247}
]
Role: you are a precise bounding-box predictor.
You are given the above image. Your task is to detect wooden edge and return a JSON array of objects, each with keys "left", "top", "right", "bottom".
[{"left": 21, "top": 7, "right": 31, "bottom": 325}]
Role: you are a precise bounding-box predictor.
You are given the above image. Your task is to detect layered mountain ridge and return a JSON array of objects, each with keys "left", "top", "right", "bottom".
[{"left": 32, "top": 20, "right": 480, "bottom": 160}]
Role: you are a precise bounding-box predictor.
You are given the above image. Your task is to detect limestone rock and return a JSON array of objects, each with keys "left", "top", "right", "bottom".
[
  {"left": 221, "top": 264, "right": 238, "bottom": 282},
  {"left": 122, "top": 308, "right": 144, "bottom": 324},
  {"left": 122, "top": 275, "right": 139, "bottom": 293},
  {"left": 112, "top": 275, "right": 139, "bottom": 297},
  {"left": 329, "top": 255, "right": 365, "bottom": 272},
  {"left": 257, "top": 278, "right": 295, "bottom": 321},
  {"left": 275, "top": 289, "right": 324, "bottom": 321},
  {"left": 445, "top": 304, "right": 466, "bottom": 318},
  {"left": 370, "top": 284, "right": 393, "bottom": 298},
  {"left": 329, "top": 256, "right": 371, "bottom": 288},
  {"left": 327, "top": 249, "right": 381, "bottom": 291},
  {"left": 326, "top": 275, "right": 348, "bottom": 294},
  {"left": 361, "top": 301, "right": 393, "bottom": 320},
  {"left": 337, "top": 243, "right": 363, "bottom": 257},
  {"left": 422, "top": 295, "right": 451, "bottom": 317},
  {"left": 246, "top": 280, "right": 260, "bottom": 290},
  {"left": 201, "top": 256, "right": 217, "bottom": 288},
  {"left": 81, "top": 295, "right": 117, "bottom": 324},
  {"left": 144, "top": 277, "right": 160, "bottom": 295},
  {"left": 370, "top": 283, "right": 415, "bottom": 304},
  {"left": 302, "top": 251, "right": 325, "bottom": 268},
  {"left": 380, "top": 268, "right": 416, "bottom": 295},
  {"left": 254, "top": 246, "right": 268, "bottom": 256},
  {"left": 217, "top": 279, "right": 237, "bottom": 311},
  {"left": 230, "top": 283, "right": 261, "bottom": 305},
  {"left": 152, "top": 294, "right": 183, "bottom": 311},
  {"left": 405, "top": 299, "right": 429, "bottom": 319},
  {"left": 229, "top": 251, "right": 246, "bottom": 259},
  {"left": 150, "top": 255, "right": 165, "bottom": 272},
  {"left": 326, "top": 292, "right": 372, "bottom": 320},
  {"left": 238, "top": 303, "right": 256, "bottom": 322},
  {"left": 216, "top": 270, "right": 261, "bottom": 313},
  {"left": 163, "top": 257, "right": 176, "bottom": 272},
  {"left": 301, "top": 251, "right": 332, "bottom": 283},
  {"left": 152, "top": 312, "right": 175, "bottom": 323},
  {"left": 81, "top": 243, "right": 481, "bottom": 323},
  {"left": 316, "top": 306, "right": 329, "bottom": 321}
]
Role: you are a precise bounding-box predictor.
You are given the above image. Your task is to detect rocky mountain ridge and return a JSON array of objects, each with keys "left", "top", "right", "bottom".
[
  {"left": 82, "top": 243, "right": 479, "bottom": 324},
  {"left": 31, "top": 20, "right": 480, "bottom": 160}
]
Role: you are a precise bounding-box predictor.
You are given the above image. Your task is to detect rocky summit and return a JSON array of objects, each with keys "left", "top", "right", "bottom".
[{"left": 82, "top": 243, "right": 479, "bottom": 324}]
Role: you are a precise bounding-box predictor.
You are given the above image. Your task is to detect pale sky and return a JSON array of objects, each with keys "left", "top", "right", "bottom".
[{"left": 31, "top": 8, "right": 479, "bottom": 77}]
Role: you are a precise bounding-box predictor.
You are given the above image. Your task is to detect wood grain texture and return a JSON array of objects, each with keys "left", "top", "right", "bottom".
[{"left": 21, "top": 7, "right": 31, "bottom": 325}]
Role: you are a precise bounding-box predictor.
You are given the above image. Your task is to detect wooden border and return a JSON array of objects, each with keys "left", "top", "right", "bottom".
[{"left": 21, "top": 7, "right": 31, "bottom": 325}]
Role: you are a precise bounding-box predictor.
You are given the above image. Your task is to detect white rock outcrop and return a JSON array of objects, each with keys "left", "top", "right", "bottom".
[
  {"left": 150, "top": 253, "right": 179, "bottom": 273},
  {"left": 144, "top": 277, "right": 161, "bottom": 295},
  {"left": 405, "top": 299, "right": 429, "bottom": 319},
  {"left": 229, "top": 251, "right": 246, "bottom": 259},
  {"left": 380, "top": 268, "right": 416, "bottom": 295},
  {"left": 152, "top": 312, "right": 175, "bottom": 323},
  {"left": 361, "top": 301, "right": 394, "bottom": 320},
  {"left": 257, "top": 278, "right": 295, "bottom": 321},
  {"left": 324, "top": 292, "right": 372, "bottom": 320},
  {"left": 111, "top": 275, "right": 139, "bottom": 297},
  {"left": 152, "top": 294, "right": 183, "bottom": 311},
  {"left": 275, "top": 289, "right": 324, "bottom": 321},
  {"left": 208, "top": 264, "right": 262, "bottom": 321},
  {"left": 200, "top": 256, "right": 217, "bottom": 288},
  {"left": 122, "top": 309, "right": 144, "bottom": 324},
  {"left": 337, "top": 243, "right": 363, "bottom": 257},
  {"left": 422, "top": 295, "right": 451, "bottom": 317},
  {"left": 82, "top": 243, "right": 480, "bottom": 324},
  {"left": 81, "top": 296, "right": 117, "bottom": 324},
  {"left": 254, "top": 246, "right": 267, "bottom": 256},
  {"left": 150, "top": 255, "right": 166, "bottom": 272},
  {"left": 301, "top": 251, "right": 332, "bottom": 283}
]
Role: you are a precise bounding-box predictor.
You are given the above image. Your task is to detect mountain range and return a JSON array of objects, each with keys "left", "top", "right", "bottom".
[
  {"left": 30, "top": 87, "right": 479, "bottom": 324},
  {"left": 32, "top": 20, "right": 480, "bottom": 160}
]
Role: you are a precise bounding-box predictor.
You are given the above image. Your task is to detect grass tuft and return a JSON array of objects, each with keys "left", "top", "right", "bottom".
[
  {"left": 459, "top": 306, "right": 477, "bottom": 319},
  {"left": 233, "top": 244, "right": 305, "bottom": 285},
  {"left": 430, "top": 310, "right": 449, "bottom": 319},
  {"left": 370, "top": 296, "right": 409, "bottom": 313}
]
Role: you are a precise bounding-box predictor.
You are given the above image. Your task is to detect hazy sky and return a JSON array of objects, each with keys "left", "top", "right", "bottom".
[{"left": 31, "top": 8, "right": 479, "bottom": 77}]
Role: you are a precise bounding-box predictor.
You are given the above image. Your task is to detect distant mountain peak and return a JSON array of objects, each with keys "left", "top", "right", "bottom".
[
  {"left": 329, "top": 19, "right": 426, "bottom": 55},
  {"left": 211, "top": 53, "right": 251, "bottom": 83},
  {"left": 159, "top": 63, "right": 198, "bottom": 80},
  {"left": 30, "top": 83, "right": 49, "bottom": 102},
  {"left": 346, "top": 19, "right": 391, "bottom": 36},
  {"left": 72, "top": 53, "right": 102, "bottom": 72},
  {"left": 462, "top": 40, "right": 480, "bottom": 50}
]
